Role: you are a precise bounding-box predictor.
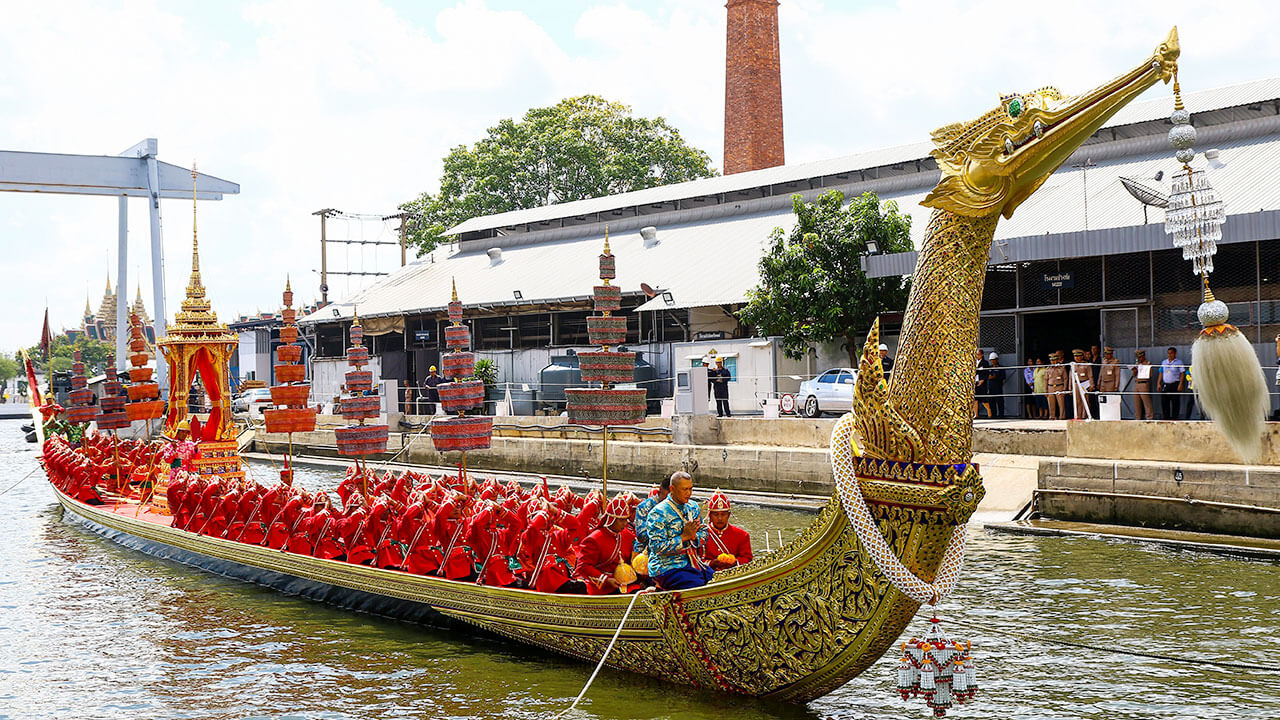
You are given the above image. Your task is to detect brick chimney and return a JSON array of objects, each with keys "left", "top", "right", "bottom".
[{"left": 724, "top": 0, "right": 784, "bottom": 175}]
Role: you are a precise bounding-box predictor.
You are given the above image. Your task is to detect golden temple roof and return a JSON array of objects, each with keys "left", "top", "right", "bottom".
[{"left": 159, "top": 167, "right": 236, "bottom": 346}]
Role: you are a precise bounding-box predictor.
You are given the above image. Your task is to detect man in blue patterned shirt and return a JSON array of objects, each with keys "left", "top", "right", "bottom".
[
  {"left": 644, "top": 471, "right": 714, "bottom": 590},
  {"left": 634, "top": 474, "right": 671, "bottom": 550}
]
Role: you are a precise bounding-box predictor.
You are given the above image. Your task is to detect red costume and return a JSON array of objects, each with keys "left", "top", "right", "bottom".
[{"left": 701, "top": 491, "right": 753, "bottom": 569}]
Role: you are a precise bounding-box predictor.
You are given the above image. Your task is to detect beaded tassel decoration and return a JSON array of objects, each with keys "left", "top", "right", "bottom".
[
  {"left": 1164, "top": 71, "right": 1268, "bottom": 461},
  {"left": 895, "top": 618, "right": 978, "bottom": 718}
]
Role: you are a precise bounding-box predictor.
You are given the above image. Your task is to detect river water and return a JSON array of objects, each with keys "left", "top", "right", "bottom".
[{"left": 1, "top": 418, "right": 1277, "bottom": 720}]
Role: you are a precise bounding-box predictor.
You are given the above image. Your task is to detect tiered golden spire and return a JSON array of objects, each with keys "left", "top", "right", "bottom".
[{"left": 165, "top": 162, "right": 230, "bottom": 340}]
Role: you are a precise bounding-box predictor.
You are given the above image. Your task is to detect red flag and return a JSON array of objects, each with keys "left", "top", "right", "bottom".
[{"left": 40, "top": 308, "right": 52, "bottom": 361}]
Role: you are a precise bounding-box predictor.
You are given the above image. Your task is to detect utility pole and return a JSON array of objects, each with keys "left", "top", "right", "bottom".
[
  {"left": 313, "top": 208, "right": 339, "bottom": 305},
  {"left": 383, "top": 211, "right": 416, "bottom": 267},
  {"left": 1072, "top": 158, "right": 1097, "bottom": 237}
]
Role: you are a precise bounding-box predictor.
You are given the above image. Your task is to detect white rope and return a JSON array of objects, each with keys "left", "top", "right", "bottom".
[
  {"left": 554, "top": 587, "right": 653, "bottom": 719},
  {"left": 831, "top": 413, "right": 967, "bottom": 605}
]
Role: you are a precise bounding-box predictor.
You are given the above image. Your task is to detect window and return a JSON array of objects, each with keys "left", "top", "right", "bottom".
[
  {"left": 837, "top": 371, "right": 854, "bottom": 385},
  {"left": 818, "top": 371, "right": 839, "bottom": 384}
]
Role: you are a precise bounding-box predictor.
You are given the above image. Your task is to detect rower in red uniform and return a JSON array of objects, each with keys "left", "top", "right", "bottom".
[
  {"left": 342, "top": 495, "right": 378, "bottom": 566},
  {"left": 520, "top": 502, "right": 582, "bottom": 593},
  {"left": 400, "top": 495, "right": 444, "bottom": 576},
  {"left": 701, "top": 490, "right": 753, "bottom": 569},
  {"left": 575, "top": 493, "right": 638, "bottom": 595},
  {"left": 264, "top": 491, "right": 308, "bottom": 549},
  {"left": 434, "top": 496, "right": 477, "bottom": 581}
]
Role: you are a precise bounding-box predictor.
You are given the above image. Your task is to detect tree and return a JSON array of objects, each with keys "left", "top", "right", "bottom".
[
  {"left": 25, "top": 335, "right": 115, "bottom": 376},
  {"left": 400, "top": 95, "right": 716, "bottom": 253},
  {"left": 739, "top": 190, "right": 914, "bottom": 367},
  {"left": 0, "top": 355, "right": 17, "bottom": 394}
]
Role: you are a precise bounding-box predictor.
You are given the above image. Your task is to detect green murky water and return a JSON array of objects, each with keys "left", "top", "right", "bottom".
[{"left": 2, "top": 419, "right": 1277, "bottom": 719}]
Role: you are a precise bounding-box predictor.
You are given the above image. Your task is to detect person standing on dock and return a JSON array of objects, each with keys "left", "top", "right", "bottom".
[
  {"left": 1045, "top": 352, "right": 1069, "bottom": 420},
  {"left": 423, "top": 366, "right": 442, "bottom": 415},
  {"left": 710, "top": 357, "right": 732, "bottom": 417},
  {"left": 1159, "top": 347, "right": 1186, "bottom": 420},
  {"left": 1131, "top": 349, "right": 1155, "bottom": 420},
  {"left": 644, "top": 471, "right": 713, "bottom": 590}
]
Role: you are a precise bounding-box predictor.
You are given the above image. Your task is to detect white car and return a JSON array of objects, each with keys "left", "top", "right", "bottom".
[
  {"left": 796, "top": 368, "right": 857, "bottom": 418},
  {"left": 234, "top": 388, "right": 274, "bottom": 419}
]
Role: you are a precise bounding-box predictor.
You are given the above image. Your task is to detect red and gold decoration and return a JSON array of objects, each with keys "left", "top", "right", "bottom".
[
  {"left": 334, "top": 310, "right": 390, "bottom": 460},
  {"left": 156, "top": 164, "right": 243, "bottom": 484},
  {"left": 125, "top": 312, "right": 164, "bottom": 424},
  {"left": 264, "top": 278, "right": 317, "bottom": 436},
  {"left": 96, "top": 360, "right": 130, "bottom": 431},
  {"left": 431, "top": 280, "right": 493, "bottom": 460},
  {"left": 565, "top": 230, "right": 644, "bottom": 493},
  {"left": 65, "top": 350, "right": 97, "bottom": 424},
  {"left": 896, "top": 618, "right": 978, "bottom": 717}
]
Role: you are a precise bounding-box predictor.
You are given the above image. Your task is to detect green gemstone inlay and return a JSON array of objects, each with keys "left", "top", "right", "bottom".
[{"left": 1008, "top": 98, "right": 1022, "bottom": 118}]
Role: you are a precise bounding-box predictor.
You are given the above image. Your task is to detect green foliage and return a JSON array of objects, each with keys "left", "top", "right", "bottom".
[
  {"left": 473, "top": 358, "right": 499, "bottom": 388},
  {"left": 739, "top": 190, "right": 914, "bottom": 365},
  {"left": 0, "top": 355, "right": 17, "bottom": 383},
  {"left": 25, "top": 335, "right": 115, "bottom": 376},
  {"left": 400, "top": 95, "right": 716, "bottom": 253}
]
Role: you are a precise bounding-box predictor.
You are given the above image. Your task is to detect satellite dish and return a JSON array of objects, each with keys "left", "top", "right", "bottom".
[
  {"left": 1119, "top": 177, "right": 1169, "bottom": 208},
  {"left": 640, "top": 282, "right": 658, "bottom": 298}
]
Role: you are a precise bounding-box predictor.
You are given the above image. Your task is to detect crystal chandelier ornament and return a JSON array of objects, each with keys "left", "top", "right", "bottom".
[{"left": 1163, "top": 70, "right": 1268, "bottom": 462}]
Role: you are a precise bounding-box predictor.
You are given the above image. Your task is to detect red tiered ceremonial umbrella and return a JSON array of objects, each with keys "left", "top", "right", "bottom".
[
  {"left": 96, "top": 357, "right": 132, "bottom": 495},
  {"left": 125, "top": 312, "right": 164, "bottom": 425},
  {"left": 430, "top": 280, "right": 493, "bottom": 477},
  {"left": 65, "top": 350, "right": 97, "bottom": 425},
  {"left": 565, "top": 230, "right": 645, "bottom": 495},
  {"left": 262, "top": 279, "right": 318, "bottom": 482},
  {"left": 333, "top": 310, "right": 389, "bottom": 475}
]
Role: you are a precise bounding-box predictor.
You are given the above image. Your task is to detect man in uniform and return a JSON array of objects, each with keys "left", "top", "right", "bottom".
[
  {"left": 634, "top": 475, "right": 670, "bottom": 551},
  {"left": 1130, "top": 349, "right": 1155, "bottom": 420},
  {"left": 1045, "top": 351, "right": 1069, "bottom": 420},
  {"left": 701, "top": 491, "right": 753, "bottom": 570},
  {"left": 1097, "top": 346, "right": 1121, "bottom": 418},
  {"left": 1070, "top": 348, "right": 1093, "bottom": 419},
  {"left": 422, "top": 365, "right": 442, "bottom": 415},
  {"left": 644, "top": 471, "right": 713, "bottom": 590},
  {"left": 710, "top": 357, "right": 731, "bottom": 417}
]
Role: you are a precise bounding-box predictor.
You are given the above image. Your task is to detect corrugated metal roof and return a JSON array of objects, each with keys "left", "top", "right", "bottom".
[
  {"left": 300, "top": 210, "right": 795, "bottom": 324},
  {"left": 866, "top": 118, "right": 1280, "bottom": 277},
  {"left": 446, "top": 77, "right": 1280, "bottom": 238}
]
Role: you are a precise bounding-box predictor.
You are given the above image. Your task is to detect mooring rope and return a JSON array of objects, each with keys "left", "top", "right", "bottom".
[
  {"left": 554, "top": 587, "right": 653, "bottom": 719},
  {"left": 0, "top": 465, "right": 41, "bottom": 496},
  {"left": 947, "top": 618, "right": 1280, "bottom": 674}
]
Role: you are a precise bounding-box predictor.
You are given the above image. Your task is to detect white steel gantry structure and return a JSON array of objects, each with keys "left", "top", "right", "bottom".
[{"left": 0, "top": 139, "right": 240, "bottom": 389}]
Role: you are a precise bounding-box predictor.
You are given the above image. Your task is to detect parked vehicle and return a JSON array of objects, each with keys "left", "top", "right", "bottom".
[
  {"left": 233, "top": 388, "right": 274, "bottom": 418},
  {"left": 796, "top": 367, "right": 857, "bottom": 417}
]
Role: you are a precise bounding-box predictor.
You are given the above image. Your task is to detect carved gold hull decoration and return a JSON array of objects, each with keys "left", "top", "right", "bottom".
[{"left": 50, "top": 467, "right": 964, "bottom": 703}]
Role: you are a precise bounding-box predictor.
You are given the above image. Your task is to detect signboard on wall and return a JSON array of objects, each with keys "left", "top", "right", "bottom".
[
  {"left": 1041, "top": 271, "right": 1074, "bottom": 289},
  {"left": 694, "top": 331, "right": 726, "bottom": 340}
]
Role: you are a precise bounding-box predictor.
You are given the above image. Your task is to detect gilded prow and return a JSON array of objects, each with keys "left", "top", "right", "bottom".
[{"left": 881, "top": 29, "right": 1180, "bottom": 464}]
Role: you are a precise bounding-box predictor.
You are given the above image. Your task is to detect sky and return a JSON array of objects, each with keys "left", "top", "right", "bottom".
[{"left": 3, "top": 0, "right": 1279, "bottom": 354}]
